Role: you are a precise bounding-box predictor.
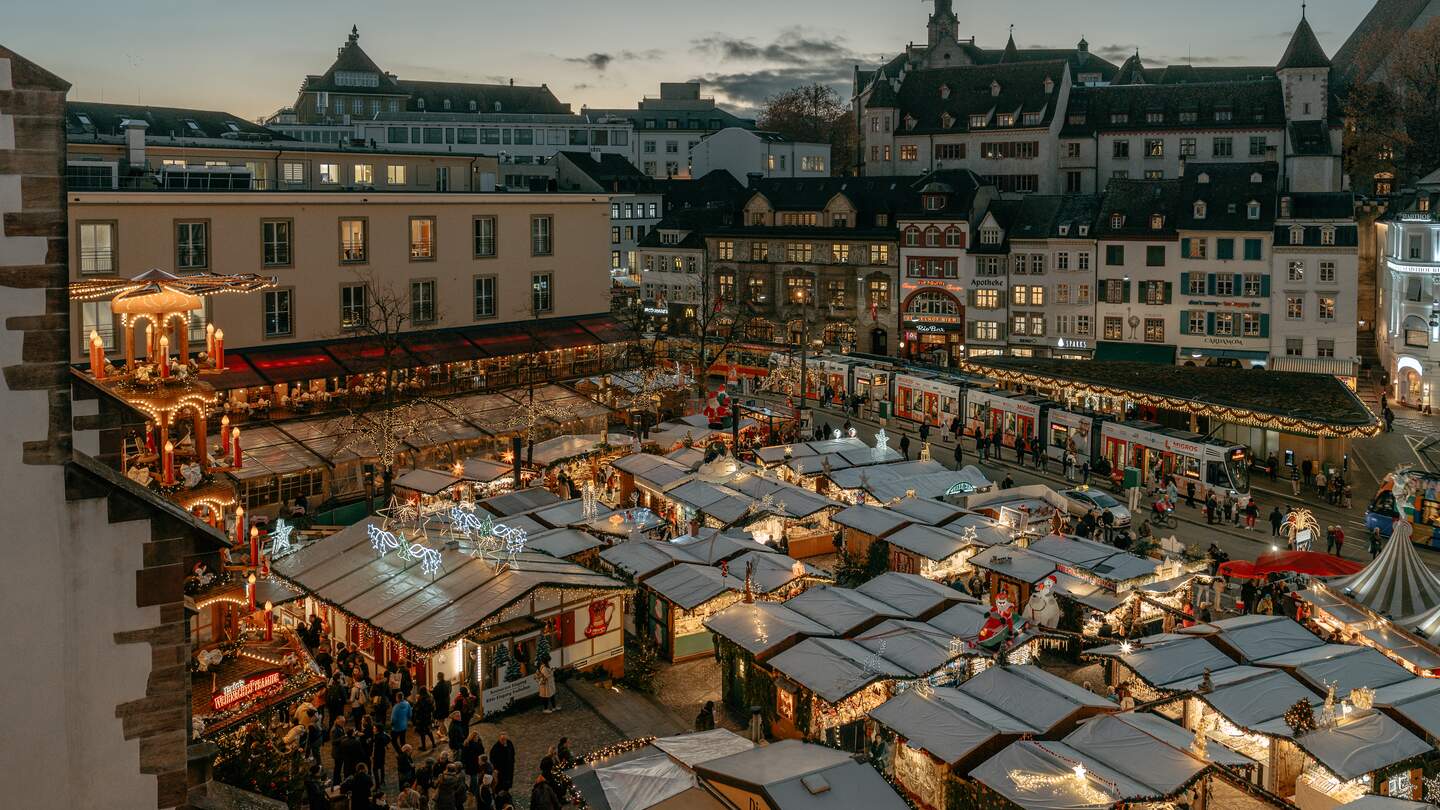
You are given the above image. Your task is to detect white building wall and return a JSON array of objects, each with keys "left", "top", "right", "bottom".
[
  {"left": 1270, "top": 237, "right": 1358, "bottom": 362},
  {"left": 1097, "top": 129, "right": 1279, "bottom": 183},
  {"left": 1095, "top": 238, "right": 1180, "bottom": 350},
  {"left": 689, "top": 128, "right": 831, "bottom": 183}
]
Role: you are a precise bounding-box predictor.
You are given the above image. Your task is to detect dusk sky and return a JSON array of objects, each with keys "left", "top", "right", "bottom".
[{"left": 10, "top": 0, "right": 1370, "bottom": 120}]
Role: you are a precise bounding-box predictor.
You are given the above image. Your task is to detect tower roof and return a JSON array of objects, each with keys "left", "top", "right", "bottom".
[
  {"left": 1277, "top": 13, "right": 1332, "bottom": 70},
  {"left": 1000, "top": 30, "right": 1019, "bottom": 63}
]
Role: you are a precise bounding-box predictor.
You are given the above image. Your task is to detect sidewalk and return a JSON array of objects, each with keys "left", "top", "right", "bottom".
[{"left": 565, "top": 679, "right": 688, "bottom": 740}]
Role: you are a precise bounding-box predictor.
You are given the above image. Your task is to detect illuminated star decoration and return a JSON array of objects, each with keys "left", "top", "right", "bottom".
[
  {"left": 960, "top": 525, "right": 980, "bottom": 544},
  {"left": 268, "top": 519, "right": 295, "bottom": 557},
  {"left": 873, "top": 429, "right": 890, "bottom": 462}
]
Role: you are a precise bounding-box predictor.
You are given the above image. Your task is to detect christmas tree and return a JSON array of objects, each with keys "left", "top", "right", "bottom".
[
  {"left": 506, "top": 644, "right": 523, "bottom": 681},
  {"left": 493, "top": 643, "right": 510, "bottom": 682},
  {"left": 212, "top": 722, "right": 306, "bottom": 804},
  {"left": 535, "top": 633, "right": 552, "bottom": 667}
]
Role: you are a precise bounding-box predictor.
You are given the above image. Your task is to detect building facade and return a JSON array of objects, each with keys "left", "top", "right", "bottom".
[
  {"left": 588, "top": 82, "right": 756, "bottom": 179},
  {"left": 689, "top": 128, "right": 831, "bottom": 184},
  {"left": 1377, "top": 170, "right": 1440, "bottom": 407}
]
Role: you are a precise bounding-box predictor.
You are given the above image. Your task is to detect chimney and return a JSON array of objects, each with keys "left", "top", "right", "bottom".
[
  {"left": 590, "top": 146, "right": 603, "bottom": 164},
  {"left": 122, "top": 118, "right": 149, "bottom": 168}
]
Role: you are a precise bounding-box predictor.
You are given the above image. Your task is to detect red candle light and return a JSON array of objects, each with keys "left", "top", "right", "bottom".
[
  {"left": 205, "top": 323, "right": 215, "bottom": 358},
  {"left": 162, "top": 440, "right": 175, "bottom": 486},
  {"left": 234, "top": 506, "right": 245, "bottom": 544},
  {"left": 89, "top": 331, "right": 104, "bottom": 379},
  {"left": 220, "top": 415, "right": 231, "bottom": 454},
  {"left": 145, "top": 422, "right": 156, "bottom": 453},
  {"left": 246, "top": 572, "right": 257, "bottom": 611},
  {"left": 249, "top": 526, "right": 259, "bottom": 567},
  {"left": 232, "top": 426, "right": 242, "bottom": 468},
  {"left": 213, "top": 329, "right": 225, "bottom": 371},
  {"left": 158, "top": 335, "right": 170, "bottom": 379},
  {"left": 264, "top": 601, "right": 274, "bottom": 641}
]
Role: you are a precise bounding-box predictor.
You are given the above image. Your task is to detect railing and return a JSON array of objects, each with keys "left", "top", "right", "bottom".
[{"left": 409, "top": 240, "right": 434, "bottom": 259}]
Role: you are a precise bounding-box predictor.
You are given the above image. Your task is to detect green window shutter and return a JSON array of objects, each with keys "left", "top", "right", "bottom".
[
  {"left": 1164, "top": 281, "right": 1173, "bottom": 304},
  {"left": 1206, "top": 274, "right": 1217, "bottom": 295},
  {"left": 1179, "top": 310, "right": 1191, "bottom": 334},
  {"left": 1180, "top": 272, "right": 1190, "bottom": 293},
  {"left": 1122, "top": 280, "right": 1131, "bottom": 303},
  {"left": 1206, "top": 312, "right": 1216, "bottom": 335},
  {"left": 1260, "top": 275, "right": 1271, "bottom": 297},
  {"left": 1259, "top": 314, "right": 1270, "bottom": 338},
  {"left": 1232, "top": 274, "right": 1243, "bottom": 297},
  {"left": 1181, "top": 238, "right": 1191, "bottom": 259}
]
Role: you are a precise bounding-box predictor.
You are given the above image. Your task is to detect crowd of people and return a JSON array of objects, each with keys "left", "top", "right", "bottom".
[{"left": 265, "top": 617, "right": 575, "bottom": 809}]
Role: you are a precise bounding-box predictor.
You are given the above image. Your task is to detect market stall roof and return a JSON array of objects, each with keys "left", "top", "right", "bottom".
[
  {"left": 784, "top": 454, "right": 852, "bottom": 476},
  {"left": 704, "top": 601, "right": 834, "bottom": 660},
  {"left": 478, "top": 487, "right": 563, "bottom": 517},
  {"left": 926, "top": 601, "right": 1019, "bottom": 646},
  {"left": 1373, "top": 679, "right": 1440, "bottom": 741},
  {"left": 695, "top": 739, "right": 910, "bottom": 810},
  {"left": 852, "top": 619, "right": 959, "bottom": 676},
  {"left": 1108, "top": 711, "right": 1256, "bottom": 769},
  {"left": 459, "top": 458, "right": 515, "bottom": 483},
  {"left": 269, "top": 520, "right": 628, "bottom": 652},
  {"left": 527, "top": 498, "right": 615, "bottom": 529},
  {"left": 867, "top": 468, "right": 994, "bottom": 502},
  {"left": 529, "top": 434, "right": 608, "bottom": 467},
  {"left": 783, "top": 585, "right": 906, "bottom": 636},
  {"left": 600, "top": 540, "right": 692, "bottom": 581},
  {"left": 968, "top": 545, "right": 1058, "bottom": 585},
  {"left": 665, "top": 480, "right": 754, "bottom": 525},
  {"left": 888, "top": 497, "right": 969, "bottom": 526},
  {"left": 857, "top": 572, "right": 969, "bottom": 619},
  {"left": 971, "top": 740, "right": 1154, "bottom": 810},
  {"left": 393, "top": 468, "right": 461, "bottom": 495},
  {"left": 1088, "top": 634, "right": 1243, "bottom": 691},
  {"left": 885, "top": 524, "right": 972, "bottom": 563},
  {"left": 1060, "top": 714, "right": 1210, "bottom": 798},
  {"left": 1360, "top": 624, "right": 1440, "bottom": 671},
  {"left": 1339, "top": 798, "right": 1436, "bottom": 810},
  {"left": 566, "top": 729, "right": 753, "bottom": 810},
  {"left": 1027, "top": 536, "right": 1161, "bottom": 584},
  {"left": 869, "top": 687, "right": 1036, "bottom": 767},
  {"left": 1297, "top": 587, "right": 1380, "bottom": 626},
  {"left": 1334, "top": 527, "right": 1440, "bottom": 618},
  {"left": 665, "top": 447, "right": 706, "bottom": 471},
  {"left": 1179, "top": 614, "right": 1326, "bottom": 662},
  {"left": 755, "top": 438, "right": 867, "bottom": 466},
  {"left": 728, "top": 551, "right": 829, "bottom": 595},
  {"left": 766, "top": 637, "right": 910, "bottom": 703},
  {"left": 644, "top": 563, "right": 744, "bottom": 610},
  {"left": 669, "top": 531, "right": 776, "bottom": 564},
  {"left": 825, "top": 460, "right": 945, "bottom": 491},
  {"left": 958, "top": 665, "right": 1115, "bottom": 732},
  {"left": 1200, "top": 669, "right": 1318, "bottom": 735},
  {"left": 834, "top": 446, "right": 905, "bottom": 467},
  {"left": 1257, "top": 644, "right": 1414, "bottom": 693},
  {"left": 1290, "top": 711, "right": 1431, "bottom": 781},
  {"left": 612, "top": 454, "right": 693, "bottom": 492},
  {"left": 1052, "top": 573, "right": 1126, "bottom": 613},
  {"left": 942, "top": 513, "right": 1011, "bottom": 547},
  {"left": 832, "top": 505, "right": 911, "bottom": 538},
  {"left": 527, "top": 528, "right": 605, "bottom": 560},
  {"left": 728, "top": 476, "right": 840, "bottom": 519}
]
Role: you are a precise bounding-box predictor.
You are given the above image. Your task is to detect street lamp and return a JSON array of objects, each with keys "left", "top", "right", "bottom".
[{"left": 791, "top": 286, "right": 812, "bottom": 414}]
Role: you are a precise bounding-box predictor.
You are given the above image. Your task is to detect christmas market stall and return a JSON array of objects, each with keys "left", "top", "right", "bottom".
[
  {"left": 268, "top": 513, "right": 631, "bottom": 717},
  {"left": 764, "top": 636, "right": 912, "bottom": 742},
  {"left": 703, "top": 601, "right": 834, "bottom": 663},
  {"left": 691, "top": 738, "right": 912, "bottom": 810},
  {"left": 639, "top": 563, "right": 746, "bottom": 662},
  {"left": 833, "top": 504, "right": 911, "bottom": 563},
  {"left": 526, "top": 528, "right": 606, "bottom": 565},
  {"left": 608, "top": 453, "right": 693, "bottom": 511},
  {"left": 561, "top": 728, "right": 754, "bottom": 810},
  {"left": 960, "top": 485, "right": 1072, "bottom": 537},
  {"left": 888, "top": 496, "right": 970, "bottom": 526},
  {"left": 823, "top": 460, "right": 992, "bottom": 506},
  {"left": 881, "top": 522, "right": 1001, "bottom": 584}
]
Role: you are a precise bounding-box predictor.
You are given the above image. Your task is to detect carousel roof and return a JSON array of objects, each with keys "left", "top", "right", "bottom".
[
  {"left": 1334, "top": 522, "right": 1440, "bottom": 618},
  {"left": 70, "top": 268, "right": 275, "bottom": 311}
]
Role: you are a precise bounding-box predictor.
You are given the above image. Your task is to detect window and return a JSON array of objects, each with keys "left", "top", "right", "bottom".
[
  {"left": 410, "top": 217, "right": 436, "bottom": 260},
  {"left": 785, "top": 243, "right": 813, "bottom": 262},
  {"left": 1288, "top": 260, "right": 1305, "bottom": 281},
  {"left": 282, "top": 162, "right": 305, "bottom": 184},
  {"left": 1067, "top": 171, "right": 1083, "bottom": 193},
  {"left": 1106, "top": 245, "right": 1125, "bottom": 266},
  {"left": 1078, "top": 252, "right": 1091, "bottom": 271},
  {"left": 978, "top": 256, "right": 1004, "bottom": 275},
  {"left": 899, "top": 145, "right": 918, "bottom": 161},
  {"left": 665, "top": 140, "right": 679, "bottom": 154},
  {"left": 1249, "top": 136, "right": 1267, "bottom": 156},
  {"left": 1286, "top": 338, "right": 1304, "bottom": 356},
  {"left": 1194, "top": 201, "right": 1208, "bottom": 220},
  {"left": 473, "top": 275, "right": 497, "bottom": 319},
  {"left": 1216, "top": 238, "right": 1235, "bottom": 260},
  {"left": 974, "top": 289, "right": 1000, "bottom": 309},
  {"left": 1146, "top": 245, "right": 1166, "bottom": 267},
  {"left": 1180, "top": 138, "right": 1197, "bottom": 157},
  {"left": 1102, "top": 279, "right": 1127, "bottom": 303},
  {"left": 387, "top": 164, "right": 407, "bottom": 185},
  {"left": 1212, "top": 137, "right": 1232, "bottom": 158},
  {"left": 409, "top": 280, "right": 436, "bottom": 324},
  {"left": 1243, "top": 273, "right": 1263, "bottom": 296},
  {"left": 1113, "top": 141, "right": 1130, "bottom": 159},
  {"left": 1287, "top": 296, "right": 1304, "bottom": 319},
  {"left": 868, "top": 278, "right": 890, "bottom": 310},
  {"left": 175, "top": 221, "right": 208, "bottom": 269},
  {"left": 1078, "top": 283, "right": 1092, "bottom": 303},
  {"left": 263, "top": 289, "right": 292, "bottom": 338},
  {"left": 832, "top": 213, "right": 850, "bottom": 227},
  {"left": 826, "top": 279, "right": 847, "bottom": 307},
  {"left": 1318, "top": 296, "right": 1335, "bottom": 320},
  {"left": 319, "top": 163, "right": 339, "bottom": 184},
  {"left": 973, "top": 321, "right": 1000, "bottom": 340},
  {"left": 1185, "top": 238, "right": 1208, "bottom": 259},
  {"left": 718, "top": 272, "right": 736, "bottom": 301},
  {"left": 473, "top": 217, "right": 497, "bottom": 258},
  {"left": 1143, "top": 280, "right": 1168, "bottom": 305},
  {"left": 945, "top": 228, "right": 963, "bottom": 248},
  {"left": 1067, "top": 142, "right": 1082, "bottom": 158},
  {"left": 1317, "top": 339, "right": 1335, "bottom": 357},
  {"left": 1150, "top": 214, "right": 1165, "bottom": 230},
  {"left": 1012, "top": 286, "right": 1028, "bottom": 306},
  {"left": 531, "top": 216, "right": 553, "bottom": 255},
  {"left": 1243, "top": 313, "right": 1261, "bottom": 336},
  {"left": 1188, "top": 311, "right": 1207, "bottom": 334},
  {"left": 969, "top": 114, "right": 988, "bottom": 129},
  {"left": 78, "top": 222, "right": 115, "bottom": 274},
  {"left": 717, "top": 241, "right": 735, "bottom": 260},
  {"left": 340, "top": 284, "right": 368, "bottom": 329},
  {"left": 1320, "top": 261, "right": 1336, "bottom": 283},
  {"left": 925, "top": 228, "right": 941, "bottom": 247},
  {"left": 1215, "top": 275, "right": 1235, "bottom": 296},
  {"left": 1409, "top": 234, "right": 1423, "bottom": 260},
  {"left": 261, "top": 220, "right": 292, "bottom": 267},
  {"left": 748, "top": 276, "right": 768, "bottom": 302},
  {"left": 1188, "top": 274, "right": 1206, "bottom": 295},
  {"left": 532, "top": 272, "right": 553, "bottom": 314},
  {"left": 979, "top": 141, "right": 1039, "bottom": 159},
  {"left": 1056, "top": 252, "right": 1070, "bottom": 271},
  {"left": 1077, "top": 316, "right": 1093, "bottom": 335},
  {"left": 1144, "top": 318, "right": 1165, "bottom": 343},
  {"left": 832, "top": 243, "right": 850, "bottom": 263},
  {"left": 786, "top": 275, "right": 814, "bottom": 304},
  {"left": 80, "top": 302, "right": 115, "bottom": 350},
  {"left": 1056, "top": 283, "right": 1070, "bottom": 303},
  {"left": 753, "top": 242, "right": 770, "bottom": 261},
  {"left": 935, "top": 143, "right": 966, "bottom": 160},
  {"left": 1246, "top": 201, "right": 1261, "bottom": 220},
  {"left": 1144, "top": 170, "right": 1164, "bottom": 180},
  {"left": 1145, "top": 139, "right": 1164, "bottom": 158},
  {"left": 980, "top": 227, "right": 1002, "bottom": 245},
  {"left": 1104, "top": 317, "right": 1123, "bottom": 340},
  {"left": 1320, "top": 226, "right": 1336, "bottom": 246},
  {"left": 1214, "top": 313, "right": 1234, "bottom": 336},
  {"left": 340, "top": 218, "right": 367, "bottom": 263},
  {"left": 353, "top": 164, "right": 373, "bottom": 185},
  {"left": 1244, "top": 239, "right": 1263, "bottom": 261}
]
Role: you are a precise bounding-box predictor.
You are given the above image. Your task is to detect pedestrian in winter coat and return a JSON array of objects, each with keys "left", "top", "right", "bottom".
[
  {"left": 537, "top": 661, "right": 557, "bottom": 712},
  {"left": 371, "top": 726, "right": 391, "bottom": 788},
  {"left": 1270, "top": 507, "right": 1283, "bottom": 536},
  {"left": 1185, "top": 480, "right": 1196, "bottom": 507},
  {"left": 1370, "top": 528, "right": 1384, "bottom": 558},
  {"left": 432, "top": 763, "right": 466, "bottom": 810},
  {"left": 432, "top": 673, "right": 452, "bottom": 719},
  {"left": 1240, "top": 580, "right": 1257, "bottom": 614},
  {"left": 390, "top": 694, "right": 412, "bottom": 751},
  {"left": 919, "top": 422, "right": 930, "bottom": 444},
  {"left": 342, "top": 763, "right": 375, "bottom": 810},
  {"left": 899, "top": 434, "right": 911, "bottom": 460},
  {"left": 489, "top": 733, "right": 516, "bottom": 792},
  {"left": 695, "top": 700, "right": 716, "bottom": 731},
  {"left": 1211, "top": 577, "right": 1227, "bottom": 613},
  {"left": 954, "top": 441, "right": 964, "bottom": 468},
  {"left": 446, "top": 711, "right": 465, "bottom": 755},
  {"left": 530, "top": 774, "right": 563, "bottom": 810},
  {"left": 414, "top": 691, "right": 435, "bottom": 751}
]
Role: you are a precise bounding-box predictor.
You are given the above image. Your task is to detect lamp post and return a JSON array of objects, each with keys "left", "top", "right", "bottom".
[{"left": 792, "top": 287, "right": 812, "bottom": 415}]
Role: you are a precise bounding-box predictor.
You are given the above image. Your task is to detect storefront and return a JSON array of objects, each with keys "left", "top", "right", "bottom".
[{"left": 901, "top": 288, "right": 966, "bottom": 367}]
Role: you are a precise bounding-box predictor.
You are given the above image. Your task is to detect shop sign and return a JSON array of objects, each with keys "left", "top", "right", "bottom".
[
  {"left": 212, "top": 670, "right": 284, "bottom": 711},
  {"left": 916, "top": 324, "right": 952, "bottom": 334},
  {"left": 1056, "top": 338, "right": 1090, "bottom": 349},
  {"left": 908, "top": 315, "right": 963, "bottom": 325},
  {"left": 1201, "top": 337, "right": 1246, "bottom": 347},
  {"left": 643, "top": 306, "right": 670, "bottom": 316},
  {"left": 969, "top": 277, "right": 1008, "bottom": 289},
  {"left": 1186, "top": 299, "right": 1262, "bottom": 309},
  {"left": 584, "top": 598, "right": 617, "bottom": 639},
  {"left": 482, "top": 674, "right": 539, "bottom": 716},
  {"left": 1009, "top": 336, "right": 1044, "bottom": 346},
  {"left": 903, "top": 279, "right": 964, "bottom": 290}
]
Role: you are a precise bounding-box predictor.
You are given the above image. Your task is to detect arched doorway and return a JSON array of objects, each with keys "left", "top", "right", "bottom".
[{"left": 902, "top": 289, "right": 964, "bottom": 364}]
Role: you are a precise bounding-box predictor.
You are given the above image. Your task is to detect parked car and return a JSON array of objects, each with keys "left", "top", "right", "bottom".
[{"left": 1061, "top": 488, "right": 1131, "bottom": 527}]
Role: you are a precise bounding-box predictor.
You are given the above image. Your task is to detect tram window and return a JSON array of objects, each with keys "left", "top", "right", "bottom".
[
  {"left": 1050, "top": 424, "right": 1069, "bottom": 449},
  {"left": 1371, "top": 490, "right": 1397, "bottom": 516},
  {"left": 1422, "top": 500, "right": 1440, "bottom": 528},
  {"left": 1205, "top": 461, "right": 1227, "bottom": 486}
]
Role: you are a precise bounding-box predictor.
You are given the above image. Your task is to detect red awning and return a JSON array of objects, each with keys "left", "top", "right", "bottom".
[
  {"left": 1219, "top": 551, "right": 1364, "bottom": 580},
  {"left": 577, "top": 315, "right": 636, "bottom": 344},
  {"left": 244, "top": 346, "right": 346, "bottom": 384},
  {"left": 215, "top": 353, "right": 267, "bottom": 389},
  {"left": 403, "top": 332, "right": 482, "bottom": 365},
  {"left": 467, "top": 325, "right": 546, "bottom": 357},
  {"left": 533, "top": 321, "right": 601, "bottom": 349},
  {"left": 326, "top": 341, "right": 411, "bottom": 374}
]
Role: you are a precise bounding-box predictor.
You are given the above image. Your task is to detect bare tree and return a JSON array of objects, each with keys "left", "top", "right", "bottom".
[
  {"left": 757, "top": 83, "right": 856, "bottom": 176},
  {"left": 1343, "top": 18, "right": 1440, "bottom": 191}
]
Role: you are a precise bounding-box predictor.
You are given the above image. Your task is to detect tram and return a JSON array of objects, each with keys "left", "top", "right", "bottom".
[{"left": 1099, "top": 420, "right": 1250, "bottom": 496}]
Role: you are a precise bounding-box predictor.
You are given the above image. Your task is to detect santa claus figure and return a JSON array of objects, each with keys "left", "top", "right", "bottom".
[
  {"left": 1022, "top": 575, "right": 1063, "bottom": 628},
  {"left": 704, "top": 385, "right": 734, "bottom": 429},
  {"left": 977, "top": 592, "right": 1016, "bottom": 651}
]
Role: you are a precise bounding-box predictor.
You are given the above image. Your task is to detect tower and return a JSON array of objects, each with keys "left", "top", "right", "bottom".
[
  {"left": 1276, "top": 8, "right": 1331, "bottom": 122},
  {"left": 928, "top": 0, "right": 958, "bottom": 48}
]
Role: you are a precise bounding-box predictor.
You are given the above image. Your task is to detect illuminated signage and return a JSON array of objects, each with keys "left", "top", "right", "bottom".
[
  {"left": 643, "top": 306, "right": 670, "bottom": 316},
  {"left": 1056, "top": 338, "right": 1090, "bottom": 349},
  {"left": 212, "top": 670, "right": 283, "bottom": 711}
]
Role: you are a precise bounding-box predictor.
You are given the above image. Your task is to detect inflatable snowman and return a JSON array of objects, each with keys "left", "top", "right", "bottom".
[{"left": 1022, "top": 575, "right": 1063, "bottom": 628}]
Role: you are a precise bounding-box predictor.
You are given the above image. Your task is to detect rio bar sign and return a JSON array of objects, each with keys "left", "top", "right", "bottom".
[{"left": 212, "top": 670, "right": 283, "bottom": 711}]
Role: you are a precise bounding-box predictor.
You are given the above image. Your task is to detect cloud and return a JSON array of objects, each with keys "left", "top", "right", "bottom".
[
  {"left": 563, "top": 49, "right": 664, "bottom": 72},
  {"left": 1093, "top": 43, "right": 1142, "bottom": 61},
  {"left": 690, "top": 28, "right": 883, "bottom": 110},
  {"left": 693, "top": 28, "right": 851, "bottom": 66},
  {"left": 696, "top": 64, "right": 857, "bottom": 112}
]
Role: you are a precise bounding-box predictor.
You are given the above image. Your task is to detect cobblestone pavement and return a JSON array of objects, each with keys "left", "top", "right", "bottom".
[{"left": 651, "top": 657, "right": 747, "bottom": 734}]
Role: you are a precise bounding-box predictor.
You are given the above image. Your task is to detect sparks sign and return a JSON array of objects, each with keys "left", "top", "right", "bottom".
[{"left": 212, "top": 670, "right": 283, "bottom": 711}]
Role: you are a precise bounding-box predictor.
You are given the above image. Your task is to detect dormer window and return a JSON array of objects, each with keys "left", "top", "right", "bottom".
[
  {"left": 1022, "top": 111, "right": 1043, "bottom": 126},
  {"left": 1146, "top": 111, "right": 1164, "bottom": 124},
  {"left": 996, "top": 113, "right": 1016, "bottom": 127},
  {"left": 1150, "top": 214, "right": 1165, "bottom": 230},
  {"left": 991, "top": 81, "right": 1001, "bottom": 97},
  {"left": 904, "top": 115, "right": 917, "bottom": 130},
  {"left": 1194, "top": 201, "right": 1207, "bottom": 220},
  {"left": 1078, "top": 225, "right": 1090, "bottom": 236},
  {"left": 1215, "top": 108, "right": 1232, "bottom": 122},
  {"left": 417, "top": 98, "right": 426, "bottom": 110},
  {"left": 1419, "top": 198, "right": 1431, "bottom": 213},
  {"left": 443, "top": 99, "right": 451, "bottom": 111},
  {"left": 924, "top": 195, "right": 946, "bottom": 211},
  {"left": 1197, "top": 172, "right": 1210, "bottom": 184},
  {"left": 1044, "top": 77, "right": 1055, "bottom": 95},
  {"left": 1246, "top": 201, "right": 1261, "bottom": 220},
  {"left": 1058, "top": 224, "right": 1070, "bottom": 236},
  {"left": 969, "top": 113, "right": 989, "bottom": 129},
  {"left": 1250, "top": 172, "right": 1263, "bottom": 184},
  {"left": 1320, "top": 226, "right": 1336, "bottom": 246},
  {"left": 980, "top": 227, "right": 1002, "bottom": 245},
  {"left": 469, "top": 100, "right": 478, "bottom": 112},
  {"left": 1110, "top": 113, "right": 1129, "bottom": 125},
  {"left": 1111, "top": 214, "right": 1125, "bottom": 229},
  {"left": 941, "top": 112, "right": 955, "bottom": 129},
  {"left": 940, "top": 84, "right": 951, "bottom": 99}
]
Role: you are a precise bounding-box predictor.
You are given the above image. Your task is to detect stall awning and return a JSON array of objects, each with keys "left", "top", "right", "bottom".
[
  {"left": 243, "top": 345, "right": 348, "bottom": 384},
  {"left": 1290, "top": 711, "right": 1431, "bottom": 781},
  {"left": 1267, "top": 356, "right": 1359, "bottom": 377},
  {"left": 402, "top": 331, "right": 480, "bottom": 365},
  {"left": 1093, "top": 341, "right": 1176, "bottom": 364}
]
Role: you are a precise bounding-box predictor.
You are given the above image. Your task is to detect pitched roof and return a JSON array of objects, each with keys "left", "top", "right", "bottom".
[
  {"left": 887, "top": 60, "right": 1068, "bottom": 134},
  {"left": 1333, "top": 0, "right": 1433, "bottom": 87},
  {"left": 1282, "top": 192, "right": 1355, "bottom": 220},
  {"left": 1006, "top": 194, "right": 1102, "bottom": 240},
  {"left": 556, "top": 150, "right": 651, "bottom": 192},
  {"left": 1095, "top": 178, "right": 1186, "bottom": 238},
  {"left": 396, "top": 79, "right": 569, "bottom": 115},
  {"left": 1063, "top": 80, "right": 1285, "bottom": 136},
  {"left": 300, "top": 28, "right": 405, "bottom": 95},
  {"left": 66, "top": 101, "right": 289, "bottom": 142},
  {"left": 1179, "top": 162, "right": 1279, "bottom": 231},
  {"left": 1278, "top": 14, "right": 1333, "bottom": 71}
]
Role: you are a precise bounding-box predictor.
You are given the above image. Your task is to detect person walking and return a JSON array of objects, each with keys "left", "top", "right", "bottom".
[
  {"left": 1100, "top": 508, "right": 1115, "bottom": 544},
  {"left": 1204, "top": 492, "right": 1216, "bottom": 525},
  {"left": 446, "top": 711, "right": 465, "bottom": 756},
  {"left": 1211, "top": 576, "right": 1227, "bottom": 614},
  {"left": 537, "top": 659, "right": 557, "bottom": 713},
  {"left": 390, "top": 692, "right": 412, "bottom": 754},
  {"left": 414, "top": 690, "right": 435, "bottom": 751},
  {"left": 919, "top": 421, "right": 931, "bottom": 446},
  {"left": 1033, "top": 437, "right": 1045, "bottom": 470},
  {"left": 1015, "top": 435, "right": 1025, "bottom": 464},
  {"left": 1332, "top": 525, "right": 1345, "bottom": 558},
  {"left": 462, "top": 730, "right": 485, "bottom": 804},
  {"left": 1370, "top": 527, "right": 1384, "bottom": 558},
  {"left": 432, "top": 672, "right": 452, "bottom": 720},
  {"left": 1269, "top": 506, "right": 1283, "bottom": 536},
  {"left": 371, "top": 724, "right": 391, "bottom": 789},
  {"left": 1185, "top": 480, "right": 1196, "bottom": 508},
  {"left": 342, "top": 762, "right": 375, "bottom": 810},
  {"left": 1301, "top": 458, "right": 1313, "bottom": 489},
  {"left": 489, "top": 732, "right": 516, "bottom": 793},
  {"left": 1081, "top": 459, "right": 1091, "bottom": 485},
  {"left": 1244, "top": 499, "right": 1258, "bottom": 530},
  {"left": 954, "top": 440, "right": 964, "bottom": 469},
  {"left": 1384, "top": 406, "right": 1395, "bottom": 433},
  {"left": 1240, "top": 579, "right": 1257, "bottom": 615},
  {"left": 695, "top": 700, "right": 716, "bottom": 731},
  {"left": 1267, "top": 454, "right": 1278, "bottom": 482},
  {"left": 530, "top": 773, "right": 563, "bottom": 810},
  {"left": 899, "top": 434, "right": 911, "bottom": 460},
  {"left": 1063, "top": 450, "right": 1074, "bottom": 482},
  {"left": 1290, "top": 465, "right": 1301, "bottom": 497}
]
